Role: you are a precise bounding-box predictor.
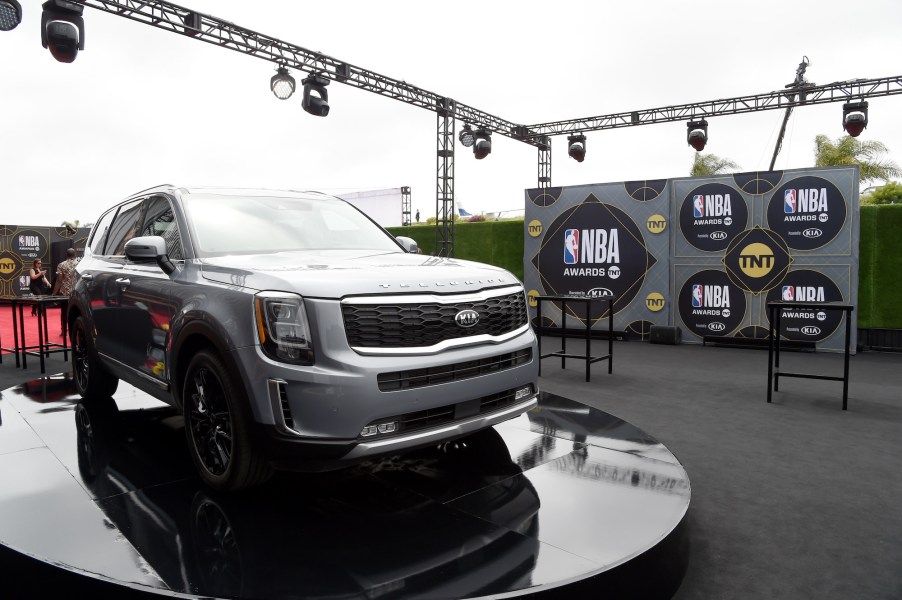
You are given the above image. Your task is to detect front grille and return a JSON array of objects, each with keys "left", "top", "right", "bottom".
[
  {"left": 358, "top": 385, "right": 532, "bottom": 440},
  {"left": 342, "top": 291, "right": 528, "bottom": 349},
  {"left": 377, "top": 348, "right": 532, "bottom": 391}
]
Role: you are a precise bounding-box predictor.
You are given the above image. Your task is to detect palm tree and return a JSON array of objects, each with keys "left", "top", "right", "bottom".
[
  {"left": 814, "top": 134, "right": 902, "bottom": 184},
  {"left": 690, "top": 153, "right": 740, "bottom": 177}
]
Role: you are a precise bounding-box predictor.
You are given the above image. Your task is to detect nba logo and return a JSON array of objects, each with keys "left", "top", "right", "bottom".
[
  {"left": 692, "top": 284, "right": 703, "bottom": 307},
  {"left": 564, "top": 229, "right": 579, "bottom": 265},
  {"left": 18, "top": 235, "right": 24, "bottom": 246},
  {"left": 784, "top": 189, "right": 797, "bottom": 213},
  {"left": 693, "top": 195, "right": 704, "bottom": 218},
  {"left": 19, "top": 276, "right": 27, "bottom": 288},
  {"left": 782, "top": 286, "right": 794, "bottom": 301}
]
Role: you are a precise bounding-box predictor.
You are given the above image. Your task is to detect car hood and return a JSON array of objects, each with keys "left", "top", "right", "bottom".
[{"left": 199, "top": 250, "right": 520, "bottom": 298}]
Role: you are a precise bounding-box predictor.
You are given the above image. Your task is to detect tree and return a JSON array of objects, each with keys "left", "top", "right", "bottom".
[
  {"left": 60, "top": 219, "right": 80, "bottom": 229},
  {"left": 690, "top": 153, "right": 740, "bottom": 177},
  {"left": 814, "top": 134, "right": 902, "bottom": 184},
  {"left": 861, "top": 181, "right": 902, "bottom": 205}
]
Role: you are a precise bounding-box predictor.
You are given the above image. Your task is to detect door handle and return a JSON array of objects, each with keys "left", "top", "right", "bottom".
[
  {"left": 115, "top": 278, "right": 131, "bottom": 287},
  {"left": 80, "top": 273, "right": 93, "bottom": 281}
]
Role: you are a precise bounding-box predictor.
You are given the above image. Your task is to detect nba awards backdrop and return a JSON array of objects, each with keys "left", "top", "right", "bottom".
[
  {"left": 0, "top": 225, "right": 91, "bottom": 298},
  {"left": 524, "top": 166, "right": 859, "bottom": 352}
]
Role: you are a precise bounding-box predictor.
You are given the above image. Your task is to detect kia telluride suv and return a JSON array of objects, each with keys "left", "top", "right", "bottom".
[{"left": 69, "top": 185, "right": 539, "bottom": 490}]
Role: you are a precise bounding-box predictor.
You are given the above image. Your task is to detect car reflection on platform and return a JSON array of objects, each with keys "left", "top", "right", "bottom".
[{"left": 74, "top": 397, "right": 542, "bottom": 599}]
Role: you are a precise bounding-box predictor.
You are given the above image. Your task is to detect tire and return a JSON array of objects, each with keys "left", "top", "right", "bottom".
[
  {"left": 71, "top": 315, "right": 119, "bottom": 399},
  {"left": 183, "top": 350, "right": 272, "bottom": 491}
]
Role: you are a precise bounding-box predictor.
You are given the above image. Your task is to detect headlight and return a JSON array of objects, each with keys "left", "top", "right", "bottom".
[{"left": 255, "top": 292, "right": 313, "bottom": 364}]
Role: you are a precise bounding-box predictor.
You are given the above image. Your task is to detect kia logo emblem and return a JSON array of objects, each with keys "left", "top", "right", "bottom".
[{"left": 455, "top": 309, "right": 479, "bottom": 328}]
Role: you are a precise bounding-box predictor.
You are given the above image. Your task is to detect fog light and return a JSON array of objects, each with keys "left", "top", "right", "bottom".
[
  {"left": 361, "top": 421, "right": 399, "bottom": 437},
  {"left": 515, "top": 385, "right": 533, "bottom": 401}
]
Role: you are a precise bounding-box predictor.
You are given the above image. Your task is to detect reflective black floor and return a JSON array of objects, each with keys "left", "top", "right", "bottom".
[{"left": 0, "top": 375, "right": 690, "bottom": 599}]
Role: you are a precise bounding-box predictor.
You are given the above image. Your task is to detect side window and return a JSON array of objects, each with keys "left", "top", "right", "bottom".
[
  {"left": 105, "top": 200, "right": 144, "bottom": 256},
  {"left": 88, "top": 208, "right": 117, "bottom": 255},
  {"left": 141, "top": 196, "right": 183, "bottom": 260}
]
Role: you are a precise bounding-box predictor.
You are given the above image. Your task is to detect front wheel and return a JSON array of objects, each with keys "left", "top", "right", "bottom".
[
  {"left": 183, "top": 350, "right": 272, "bottom": 491},
  {"left": 71, "top": 315, "right": 119, "bottom": 399}
]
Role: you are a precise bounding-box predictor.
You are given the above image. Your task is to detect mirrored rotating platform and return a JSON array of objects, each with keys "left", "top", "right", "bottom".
[{"left": 0, "top": 375, "right": 690, "bottom": 599}]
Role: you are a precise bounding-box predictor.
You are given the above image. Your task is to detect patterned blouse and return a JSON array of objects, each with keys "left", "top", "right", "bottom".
[{"left": 55, "top": 257, "right": 80, "bottom": 296}]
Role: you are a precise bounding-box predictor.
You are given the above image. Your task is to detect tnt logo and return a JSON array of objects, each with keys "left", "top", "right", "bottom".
[
  {"left": 693, "top": 195, "right": 704, "bottom": 218},
  {"left": 527, "top": 219, "right": 543, "bottom": 238},
  {"left": 782, "top": 286, "right": 794, "bottom": 301},
  {"left": 527, "top": 290, "right": 539, "bottom": 308},
  {"left": 692, "top": 285, "right": 703, "bottom": 307},
  {"left": 738, "top": 243, "right": 775, "bottom": 278},
  {"left": 784, "top": 189, "right": 797, "bottom": 213},
  {"left": 564, "top": 229, "right": 579, "bottom": 264},
  {"left": 646, "top": 292, "right": 665, "bottom": 312},
  {"left": 0, "top": 259, "right": 16, "bottom": 274},
  {"left": 646, "top": 214, "right": 666, "bottom": 233}
]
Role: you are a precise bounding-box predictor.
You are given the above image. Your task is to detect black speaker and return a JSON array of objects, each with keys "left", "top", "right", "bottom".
[{"left": 649, "top": 325, "right": 681, "bottom": 345}]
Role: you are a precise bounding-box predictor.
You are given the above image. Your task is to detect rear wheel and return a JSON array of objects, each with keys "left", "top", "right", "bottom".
[
  {"left": 71, "top": 315, "right": 119, "bottom": 399},
  {"left": 183, "top": 350, "right": 272, "bottom": 491}
]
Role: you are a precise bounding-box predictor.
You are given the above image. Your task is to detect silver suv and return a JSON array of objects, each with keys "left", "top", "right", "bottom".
[{"left": 69, "top": 185, "right": 539, "bottom": 490}]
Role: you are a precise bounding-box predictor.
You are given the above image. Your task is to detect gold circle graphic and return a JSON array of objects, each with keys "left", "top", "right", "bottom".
[
  {"left": 527, "top": 220, "right": 543, "bottom": 238},
  {"left": 738, "top": 242, "right": 775, "bottom": 278},
  {"left": 527, "top": 289, "right": 540, "bottom": 308},
  {"left": 646, "top": 214, "right": 667, "bottom": 234},
  {"left": 645, "top": 292, "right": 665, "bottom": 312}
]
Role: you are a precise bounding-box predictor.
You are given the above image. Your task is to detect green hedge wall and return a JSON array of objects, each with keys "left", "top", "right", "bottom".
[
  {"left": 391, "top": 206, "right": 902, "bottom": 329},
  {"left": 858, "top": 204, "right": 902, "bottom": 328},
  {"left": 388, "top": 221, "right": 525, "bottom": 280}
]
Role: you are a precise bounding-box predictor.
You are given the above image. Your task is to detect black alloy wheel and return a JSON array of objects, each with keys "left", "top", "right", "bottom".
[
  {"left": 71, "top": 315, "right": 119, "bottom": 399},
  {"left": 183, "top": 350, "right": 271, "bottom": 491}
]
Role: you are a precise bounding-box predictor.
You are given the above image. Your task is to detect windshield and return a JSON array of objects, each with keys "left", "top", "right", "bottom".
[{"left": 182, "top": 192, "right": 403, "bottom": 257}]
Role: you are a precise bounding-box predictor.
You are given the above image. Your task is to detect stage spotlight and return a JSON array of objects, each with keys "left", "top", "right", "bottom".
[
  {"left": 301, "top": 74, "right": 330, "bottom": 117},
  {"left": 0, "top": 0, "right": 22, "bottom": 31},
  {"left": 567, "top": 134, "right": 587, "bottom": 162},
  {"left": 459, "top": 124, "right": 475, "bottom": 148},
  {"left": 473, "top": 127, "right": 491, "bottom": 160},
  {"left": 41, "top": 0, "right": 85, "bottom": 63},
  {"left": 842, "top": 101, "right": 868, "bottom": 137},
  {"left": 686, "top": 119, "right": 708, "bottom": 152},
  {"left": 270, "top": 66, "right": 295, "bottom": 100}
]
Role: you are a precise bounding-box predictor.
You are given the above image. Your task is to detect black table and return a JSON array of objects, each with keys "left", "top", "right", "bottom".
[
  {"left": 1, "top": 295, "right": 69, "bottom": 373},
  {"left": 766, "top": 301, "right": 854, "bottom": 410},
  {"left": 536, "top": 294, "right": 614, "bottom": 382}
]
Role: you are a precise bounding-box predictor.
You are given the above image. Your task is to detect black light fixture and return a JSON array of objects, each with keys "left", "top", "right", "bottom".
[
  {"left": 842, "top": 101, "right": 868, "bottom": 137},
  {"left": 41, "top": 0, "right": 85, "bottom": 63},
  {"left": 270, "top": 66, "right": 295, "bottom": 100},
  {"left": 686, "top": 119, "right": 708, "bottom": 152},
  {"left": 0, "top": 0, "right": 22, "bottom": 31},
  {"left": 567, "top": 134, "right": 587, "bottom": 162},
  {"left": 459, "top": 124, "right": 475, "bottom": 147},
  {"left": 301, "top": 74, "right": 330, "bottom": 117},
  {"left": 473, "top": 127, "right": 491, "bottom": 159}
]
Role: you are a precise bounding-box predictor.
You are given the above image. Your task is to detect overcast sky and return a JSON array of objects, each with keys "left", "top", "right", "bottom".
[{"left": 2, "top": 0, "right": 901, "bottom": 227}]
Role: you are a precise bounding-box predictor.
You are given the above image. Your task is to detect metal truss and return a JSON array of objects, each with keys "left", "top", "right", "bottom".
[
  {"left": 537, "top": 138, "right": 551, "bottom": 189},
  {"left": 401, "top": 186, "right": 411, "bottom": 227},
  {"left": 68, "top": 0, "right": 541, "bottom": 146},
  {"left": 525, "top": 76, "right": 902, "bottom": 136},
  {"left": 435, "top": 100, "right": 455, "bottom": 257}
]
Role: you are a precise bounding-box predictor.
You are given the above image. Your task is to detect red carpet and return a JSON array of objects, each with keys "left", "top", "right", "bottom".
[{"left": 0, "top": 307, "right": 67, "bottom": 355}]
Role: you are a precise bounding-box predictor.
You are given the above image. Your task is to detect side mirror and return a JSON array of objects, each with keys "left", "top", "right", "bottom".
[
  {"left": 395, "top": 236, "right": 419, "bottom": 254},
  {"left": 124, "top": 236, "right": 176, "bottom": 274}
]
